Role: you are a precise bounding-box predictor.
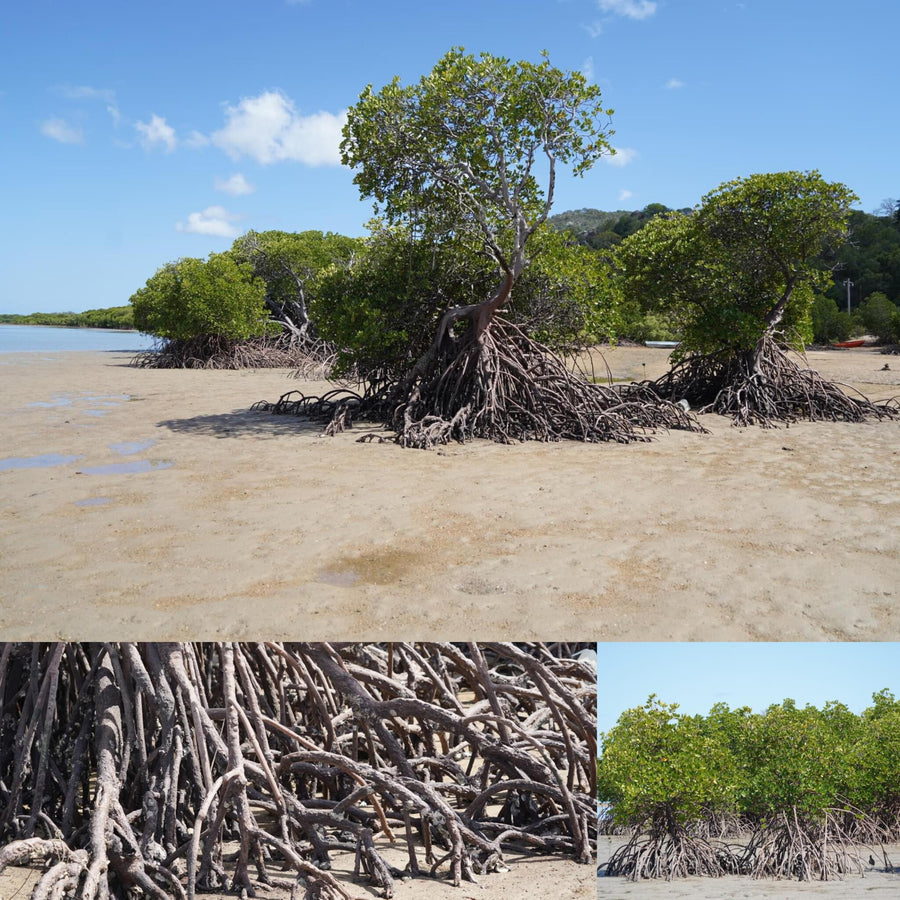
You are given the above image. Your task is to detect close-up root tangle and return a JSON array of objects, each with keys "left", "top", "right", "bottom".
[{"left": 0, "top": 642, "right": 596, "bottom": 900}]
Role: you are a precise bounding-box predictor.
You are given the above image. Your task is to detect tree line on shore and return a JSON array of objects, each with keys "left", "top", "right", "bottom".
[
  {"left": 597, "top": 692, "right": 900, "bottom": 881},
  {"left": 0, "top": 306, "right": 134, "bottom": 330},
  {"left": 124, "top": 189, "right": 900, "bottom": 367}
]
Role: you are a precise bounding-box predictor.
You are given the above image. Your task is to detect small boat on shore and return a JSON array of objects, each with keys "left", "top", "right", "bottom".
[
  {"left": 832, "top": 339, "right": 866, "bottom": 349},
  {"left": 644, "top": 340, "right": 680, "bottom": 349}
]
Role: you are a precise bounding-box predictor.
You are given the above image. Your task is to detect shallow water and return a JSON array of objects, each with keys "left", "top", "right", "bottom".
[
  {"left": 0, "top": 453, "right": 82, "bottom": 471},
  {"left": 0, "top": 324, "right": 155, "bottom": 353},
  {"left": 315, "top": 568, "right": 362, "bottom": 587},
  {"left": 109, "top": 440, "right": 156, "bottom": 455}
]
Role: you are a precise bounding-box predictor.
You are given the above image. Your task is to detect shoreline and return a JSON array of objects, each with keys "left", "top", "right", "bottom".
[{"left": 1, "top": 346, "right": 898, "bottom": 639}]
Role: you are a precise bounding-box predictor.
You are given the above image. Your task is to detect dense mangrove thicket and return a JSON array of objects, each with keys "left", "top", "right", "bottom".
[
  {"left": 597, "top": 693, "right": 900, "bottom": 881},
  {"left": 0, "top": 642, "right": 596, "bottom": 899}
]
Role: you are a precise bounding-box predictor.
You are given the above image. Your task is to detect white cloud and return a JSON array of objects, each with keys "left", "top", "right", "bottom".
[
  {"left": 665, "top": 78, "right": 685, "bottom": 90},
  {"left": 619, "top": 189, "right": 634, "bottom": 203},
  {"left": 583, "top": 21, "right": 604, "bottom": 37},
  {"left": 582, "top": 56, "right": 595, "bottom": 83},
  {"left": 215, "top": 173, "right": 255, "bottom": 196},
  {"left": 598, "top": 0, "right": 657, "bottom": 19},
  {"left": 175, "top": 206, "right": 240, "bottom": 238},
  {"left": 40, "top": 118, "right": 84, "bottom": 144},
  {"left": 605, "top": 146, "right": 638, "bottom": 167},
  {"left": 212, "top": 91, "right": 346, "bottom": 166},
  {"left": 135, "top": 114, "right": 176, "bottom": 152},
  {"left": 184, "top": 130, "right": 210, "bottom": 149}
]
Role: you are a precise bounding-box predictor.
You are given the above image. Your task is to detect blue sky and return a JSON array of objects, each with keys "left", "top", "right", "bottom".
[
  {"left": 596, "top": 643, "right": 900, "bottom": 736},
  {"left": 2, "top": 0, "right": 897, "bottom": 314}
]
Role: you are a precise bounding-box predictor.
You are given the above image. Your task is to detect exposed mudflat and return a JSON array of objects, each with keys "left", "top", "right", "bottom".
[{"left": 1, "top": 345, "right": 898, "bottom": 640}]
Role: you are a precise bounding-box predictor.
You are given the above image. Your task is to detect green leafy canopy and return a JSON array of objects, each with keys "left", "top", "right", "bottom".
[
  {"left": 615, "top": 171, "right": 858, "bottom": 357},
  {"left": 130, "top": 252, "right": 268, "bottom": 341},
  {"left": 341, "top": 47, "right": 614, "bottom": 270}
]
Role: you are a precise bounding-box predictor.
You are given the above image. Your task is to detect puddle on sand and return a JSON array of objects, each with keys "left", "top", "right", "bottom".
[
  {"left": 27, "top": 396, "right": 74, "bottom": 409},
  {"left": 26, "top": 393, "right": 130, "bottom": 412},
  {"left": 0, "top": 453, "right": 82, "bottom": 471},
  {"left": 74, "top": 497, "right": 112, "bottom": 508},
  {"left": 109, "top": 440, "right": 156, "bottom": 455},
  {"left": 77, "top": 459, "right": 174, "bottom": 475},
  {"left": 316, "top": 568, "right": 362, "bottom": 587}
]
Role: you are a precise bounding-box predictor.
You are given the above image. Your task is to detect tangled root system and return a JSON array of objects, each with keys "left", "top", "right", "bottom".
[
  {"left": 0, "top": 642, "right": 596, "bottom": 900},
  {"left": 650, "top": 335, "right": 899, "bottom": 427},
  {"left": 132, "top": 333, "right": 338, "bottom": 376},
  {"left": 257, "top": 318, "right": 704, "bottom": 448},
  {"left": 605, "top": 819, "right": 741, "bottom": 880},
  {"left": 741, "top": 810, "right": 868, "bottom": 881}
]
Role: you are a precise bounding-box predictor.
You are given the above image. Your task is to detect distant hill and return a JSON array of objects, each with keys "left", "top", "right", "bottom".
[{"left": 549, "top": 204, "right": 691, "bottom": 250}]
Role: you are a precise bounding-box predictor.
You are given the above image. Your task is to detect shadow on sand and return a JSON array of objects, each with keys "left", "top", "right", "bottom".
[
  {"left": 156, "top": 408, "right": 328, "bottom": 439},
  {"left": 157, "top": 408, "right": 394, "bottom": 442}
]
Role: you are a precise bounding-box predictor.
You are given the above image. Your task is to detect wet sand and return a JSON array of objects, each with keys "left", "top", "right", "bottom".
[
  {"left": 1, "top": 345, "right": 898, "bottom": 640},
  {"left": 597, "top": 837, "right": 900, "bottom": 897}
]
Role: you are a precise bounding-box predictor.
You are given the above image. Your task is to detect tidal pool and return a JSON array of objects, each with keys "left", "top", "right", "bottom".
[
  {"left": 0, "top": 453, "right": 82, "bottom": 471},
  {"left": 109, "top": 440, "right": 156, "bottom": 455}
]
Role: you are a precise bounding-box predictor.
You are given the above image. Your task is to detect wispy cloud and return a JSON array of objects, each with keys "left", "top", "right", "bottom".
[
  {"left": 54, "top": 84, "right": 115, "bottom": 103},
  {"left": 619, "top": 189, "right": 634, "bottom": 203},
  {"left": 605, "top": 146, "right": 638, "bottom": 167},
  {"left": 184, "top": 130, "right": 210, "bottom": 149},
  {"left": 211, "top": 91, "right": 346, "bottom": 166},
  {"left": 582, "top": 56, "right": 595, "bottom": 83},
  {"left": 665, "top": 78, "right": 685, "bottom": 90},
  {"left": 53, "top": 84, "right": 121, "bottom": 126},
  {"left": 135, "top": 114, "right": 176, "bottom": 152},
  {"left": 175, "top": 206, "right": 241, "bottom": 238},
  {"left": 40, "top": 118, "right": 84, "bottom": 144},
  {"left": 598, "top": 0, "right": 658, "bottom": 19},
  {"left": 215, "top": 173, "right": 255, "bottom": 196}
]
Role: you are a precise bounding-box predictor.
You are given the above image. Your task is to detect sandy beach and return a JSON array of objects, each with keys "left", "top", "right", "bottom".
[
  {"left": 1, "top": 345, "right": 898, "bottom": 639},
  {"left": 597, "top": 837, "right": 900, "bottom": 898},
  {"left": 0, "top": 849, "right": 592, "bottom": 900}
]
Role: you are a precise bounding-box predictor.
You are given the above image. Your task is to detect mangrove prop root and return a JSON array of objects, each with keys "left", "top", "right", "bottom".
[
  {"left": 0, "top": 642, "right": 596, "bottom": 900},
  {"left": 131, "top": 333, "right": 339, "bottom": 376},
  {"left": 604, "top": 811, "right": 742, "bottom": 881},
  {"left": 257, "top": 318, "right": 704, "bottom": 447},
  {"left": 648, "top": 334, "right": 899, "bottom": 427},
  {"left": 742, "top": 809, "right": 868, "bottom": 881}
]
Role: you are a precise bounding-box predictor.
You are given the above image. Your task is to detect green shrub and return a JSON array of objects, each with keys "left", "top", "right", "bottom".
[
  {"left": 130, "top": 253, "right": 268, "bottom": 341},
  {"left": 857, "top": 292, "right": 900, "bottom": 342}
]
